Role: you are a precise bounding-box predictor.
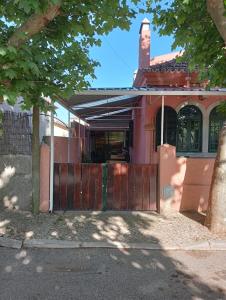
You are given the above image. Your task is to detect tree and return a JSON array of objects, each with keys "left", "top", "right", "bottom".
[
  {"left": 0, "top": 0, "right": 147, "bottom": 213},
  {"left": 151, "top": 0, "right": 226, "bottom": 232},
  {"left": 151, "top": 0, "right": 226, "bottom": 87}
]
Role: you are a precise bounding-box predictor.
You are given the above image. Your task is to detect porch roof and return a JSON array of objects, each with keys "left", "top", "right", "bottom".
[{"left": 56, "top": 87, "right": 226, "bottom": 130}]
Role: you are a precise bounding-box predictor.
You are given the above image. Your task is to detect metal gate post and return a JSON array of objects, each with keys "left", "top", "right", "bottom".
[{"left": 102, "top": 163, "right": 108, "bottom": 211}]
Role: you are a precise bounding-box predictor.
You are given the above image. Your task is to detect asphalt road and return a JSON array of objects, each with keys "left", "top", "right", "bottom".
[{"left": 0, "top": 247, "right": 226, "bottom": 300}]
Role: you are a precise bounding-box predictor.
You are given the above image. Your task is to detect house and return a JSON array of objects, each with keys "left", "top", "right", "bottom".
[
  {"left": 51, "top": 18, "right": 226, "bottom": 212},
  {"left": 37, "top": 18, "right": 226, "bottom": 213},
  {"left": 130, "top": 18, "right": 226, "bottom": 212},
  {"left": 132, "top": 18, "right": 226, "bottom": 164}
]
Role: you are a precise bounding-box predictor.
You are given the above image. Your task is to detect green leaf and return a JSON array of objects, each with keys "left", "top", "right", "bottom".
[
  {"left": 5, "top": 69, "right": 17, "bottom": 79},
  {"left": 0, "top": 48, "right": 6, "bottom": 56}
]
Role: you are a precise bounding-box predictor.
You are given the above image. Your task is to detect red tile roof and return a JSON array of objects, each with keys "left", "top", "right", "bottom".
[{"left": 142, "top": 51, "right": 195, "bottom": 73}]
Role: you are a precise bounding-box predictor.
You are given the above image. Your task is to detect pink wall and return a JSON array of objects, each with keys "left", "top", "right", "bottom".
[
  {"left": 131, "top": 94, "right": 226, "bottom": 164},
  {"left": 158, "top": 144, "right": 215, "bottom": 213},
  {"left": 40, "top": 143, "right": 50, "bottom": 212},
  {"left": 44, "top": 136, "right": 86, "bottom": 163},
  {"left": 132, "top": 96, "right": 153, "bottom": 163}
]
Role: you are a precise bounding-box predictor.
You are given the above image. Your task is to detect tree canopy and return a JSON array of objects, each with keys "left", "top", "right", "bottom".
[
  {"left": 151, "top": 0, "right": 226, "bottom": 87},
  {"left": 0, "top": 0, "right": 147, "bottom": 110}
]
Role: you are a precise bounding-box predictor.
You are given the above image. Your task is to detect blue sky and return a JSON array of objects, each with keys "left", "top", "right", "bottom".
[{"left": 56, "top": 13, "right": 178, "bottom": 123}]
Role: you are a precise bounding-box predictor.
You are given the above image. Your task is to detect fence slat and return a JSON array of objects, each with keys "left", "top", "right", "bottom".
[
  {"left": 67, "top": 164, "right": 74, "bottom": 209},
  {"left": 73, "top": 164, "right": 81, "bottom": 209},
  {"left": 53, "top": 163, "right": 60, "bottom": 210},
  {"left": 60, "top": 163, "right": 68, "bottom": 210}
]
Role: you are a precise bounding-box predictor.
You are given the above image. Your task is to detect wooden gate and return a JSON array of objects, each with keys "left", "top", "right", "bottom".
[{"left": 53, "top": 163, "right": 157, "bottom": 211}]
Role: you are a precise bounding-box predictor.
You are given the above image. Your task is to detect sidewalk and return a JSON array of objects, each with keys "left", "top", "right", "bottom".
[{"left": 0, "top": 209, "right": 226, "bottom": 250}]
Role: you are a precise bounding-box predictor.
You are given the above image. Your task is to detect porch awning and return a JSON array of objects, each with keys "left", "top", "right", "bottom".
[{"left": 56, "top": 87, "right": 226, "bottom": 130}]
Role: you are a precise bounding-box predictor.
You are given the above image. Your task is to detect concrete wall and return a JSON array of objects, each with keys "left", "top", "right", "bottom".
[
  {"left": 0, "top": 155, "right": 32, "bottom": 210},
  {"left": 158, "top": 144, "right": 215, "bottom": 213}
]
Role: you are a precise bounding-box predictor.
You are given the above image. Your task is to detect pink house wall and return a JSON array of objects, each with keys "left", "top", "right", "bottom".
[
  {"left": 132, "top": 94, "right": 226, "bottom": 164},
  {"left": 158, "top": 144, "right": 215, "bottom": 213},
  {"left": 40, "top": 143, "right": 50, "bottom": 212},
  {"left": 44, "top": 136, "right": 86, "bottom": 163}
]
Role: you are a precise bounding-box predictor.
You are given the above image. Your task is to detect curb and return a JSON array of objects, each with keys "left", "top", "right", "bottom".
[
  {"left": 0, "top": 237, "right": 22, "bottom": 249},
  {"left": 1, "top": 237, "right": 226, "bottom": 251}
]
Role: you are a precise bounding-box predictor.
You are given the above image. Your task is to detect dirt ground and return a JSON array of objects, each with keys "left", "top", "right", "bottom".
[{"left": 1, "top": 209, "right": 226, "bottom": 247}]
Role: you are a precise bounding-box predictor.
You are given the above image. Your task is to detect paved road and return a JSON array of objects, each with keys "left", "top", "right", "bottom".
[{"left": 0, "top": 247, "right": 226, "bottom": 300}]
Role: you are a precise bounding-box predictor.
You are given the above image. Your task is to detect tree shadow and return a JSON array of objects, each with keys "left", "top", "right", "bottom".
[
  {"left": 0, "top": 236, "right": 226, "bottom": 299},
  {"left": 1, "top": 209, "right": 226, "bottom": 298},
  {"left": 182, "top": 211, "right": 206, "bottom": 225}
]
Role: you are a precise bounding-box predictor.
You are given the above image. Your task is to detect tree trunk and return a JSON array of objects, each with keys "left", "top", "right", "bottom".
[
  {"left": 8, "top": 3, "right": 61, "bottom": 48},
  {"left": 207, "top": 0, "right": 226, "bottom": 45},
  {"left": 32, "top": 105, "right": 40, "bottom": 214},
  {"left": 205, "top": 122, "right": 226, "bottom": 233}
]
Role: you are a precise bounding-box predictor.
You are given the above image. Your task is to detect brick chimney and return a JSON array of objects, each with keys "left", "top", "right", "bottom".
[{"left": 138, "top": 18, "right": 150, "bottom": 69}]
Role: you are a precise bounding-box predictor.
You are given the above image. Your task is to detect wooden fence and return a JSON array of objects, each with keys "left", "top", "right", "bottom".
[
  {"left": 53, "top": 163, "right": 157, "bottom": 211},
  {"left": 0, "top": 111, "right": 31, "bottom": 155}
]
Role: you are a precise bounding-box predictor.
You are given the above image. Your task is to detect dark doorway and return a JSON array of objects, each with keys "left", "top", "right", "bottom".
[{"left": 90, "top": 131, "right": 127, "bottom": 163}]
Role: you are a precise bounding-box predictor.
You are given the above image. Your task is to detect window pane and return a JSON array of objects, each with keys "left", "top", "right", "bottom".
[
  {"left": 177, "top": 105, "right": 202, "bottom": 152},
  {"left": 209, "top": 106, "right": 225, "bottom": 152}
]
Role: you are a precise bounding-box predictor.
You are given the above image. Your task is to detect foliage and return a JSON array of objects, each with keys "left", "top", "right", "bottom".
[
  {"left": 0, "top": 0, "right": 148, "bottom": 110},
  {"left": 151, "top": 0, "right": 226, "bottom": 87}
]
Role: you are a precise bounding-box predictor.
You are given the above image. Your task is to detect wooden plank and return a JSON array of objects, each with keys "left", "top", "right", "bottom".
[
  {"left": 142, "top": 165, "right": 151, "bottom": 210},
  {"left": 113, "top": 163, "right": 122, "bottom": 210},
  {"left": 95, "top": 164, "right": 102, "bottom": 210},
  {"left": 149, "top": 164, "right": 157, "bottom": 210},
  {"left": 59, "top": 163, "right": 68, "bottom": 210},
  {"left": 107, "top": 164, "right": 114, "bottom": 210},
  {"left": 81, "top": 164, "right": 90, "bottom": 209},
  {"left": 133, "top": 165, "right": 143, "bottom": 210},
  {"left": 128, "top": 164, "right": 135, "bottom": 210},
  {"left": 120, "top": 163, "right": 128, "bottom": 209},
  {"left": 67, "top": 164, "right": 74, "bottom": 209},
  {"left": 89, "top": 164, "right": 96, "bottom": 209},
  {"left": 73, "top": 164, "right": 81, "bottom": 209},
  {"left": 53, "top": 163, "right": 60, "bottom": 210}
]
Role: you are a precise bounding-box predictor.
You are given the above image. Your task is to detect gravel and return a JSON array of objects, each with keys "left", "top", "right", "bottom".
[{"left": 0, "top": 209, "right": 225, "bottom": 247}]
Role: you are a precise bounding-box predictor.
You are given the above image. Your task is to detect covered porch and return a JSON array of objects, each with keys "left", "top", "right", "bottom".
[{"left": 40, "top": 87, "right": 226, "bottom": 213}]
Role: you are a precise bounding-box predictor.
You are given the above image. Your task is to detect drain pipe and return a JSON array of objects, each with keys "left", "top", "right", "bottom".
[
  {"left": 49, "top": 105, "right": 54, "bottom": 213},
  {"left": 161, "top": 95, "right": 165, "bottom": 145},
  {"left": 68, "top": 111, "right": 70, "bottom": 163}
]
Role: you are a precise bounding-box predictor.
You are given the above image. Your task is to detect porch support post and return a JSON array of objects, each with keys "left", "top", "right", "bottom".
[
  {"left": 161, "top": 95, "right": 165, "bottom": 145},
  {"left": 78, "top": 117, "right": 80, "bottom": 138},
  {"left": 68, "top": 110, "right": 70, "bottom": 163},
  {"left": 49, "top": 103, "right": 54, "bottom": 212}
]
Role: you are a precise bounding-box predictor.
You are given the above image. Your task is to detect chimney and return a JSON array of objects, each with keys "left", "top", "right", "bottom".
[{"left": 138, "top": 18, "right": 150, "bottom": 69}]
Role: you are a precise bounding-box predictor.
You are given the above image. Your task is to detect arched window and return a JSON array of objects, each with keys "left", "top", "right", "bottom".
[
  {"left": 177, "top": 105, "right": 202, "bottom": 152},
  {"left": 156, "top": 106, "right": 177, "bottom": 149},
  {"left": 209, "top": 106, "right": 226, "bottom": 152}
]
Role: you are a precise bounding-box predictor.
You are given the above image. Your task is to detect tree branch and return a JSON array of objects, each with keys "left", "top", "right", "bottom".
[
  {"left": 8, "top": 3, "right": 61, "bottom": 48},
  {"left": 207, "top": 0, "right": 226, "bottom": 45}
]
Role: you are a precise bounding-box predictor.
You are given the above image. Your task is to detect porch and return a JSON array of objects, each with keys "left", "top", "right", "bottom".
[{"left": 40, "top": 87, "right": 226, "bottom": 213}]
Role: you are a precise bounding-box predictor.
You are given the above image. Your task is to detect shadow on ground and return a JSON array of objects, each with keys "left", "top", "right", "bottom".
[
  {"left": 1, "top": 210, "right": 226, "bottom": 298},
  {"left": 182, "top": 211, "right": 206, "bottom": 225}
]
